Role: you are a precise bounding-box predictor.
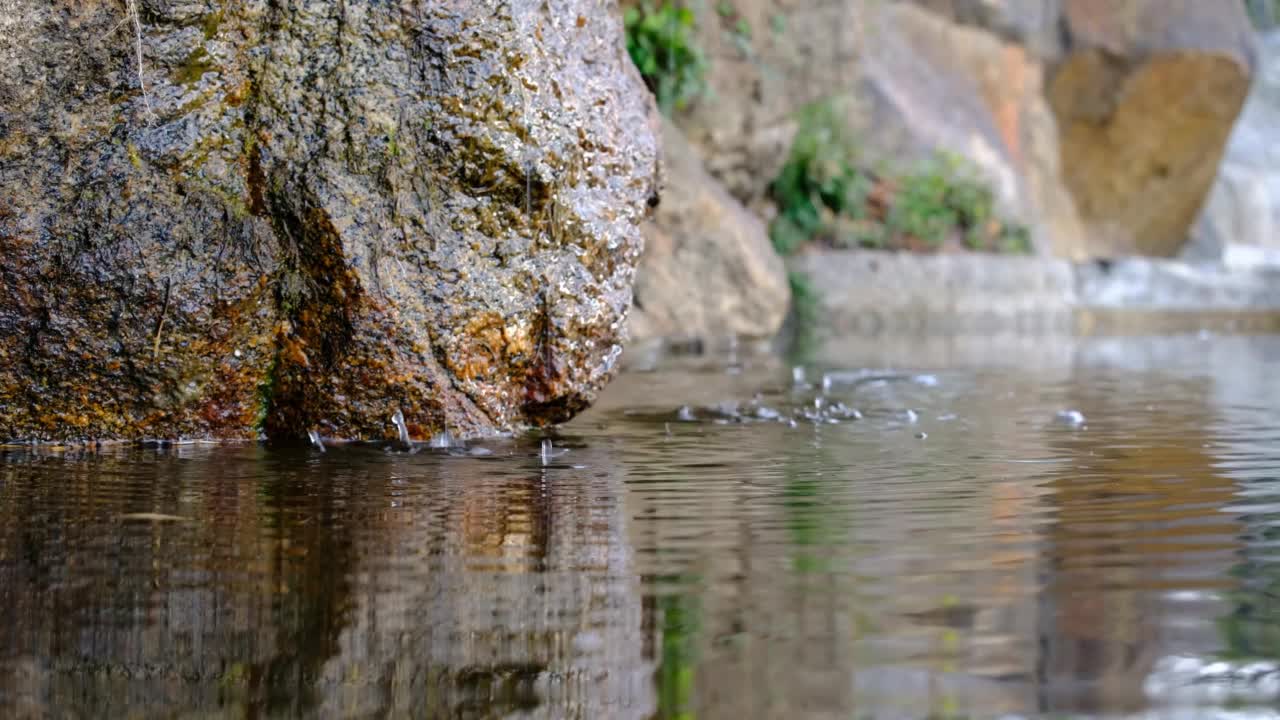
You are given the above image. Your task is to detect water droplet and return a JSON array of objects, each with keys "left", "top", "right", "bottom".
[
  {"left": 391, "top": 409, "right": 410, "bottom": 445},
  {"left": 753, "top": 406, "right": 780, "bottom": 421},
  {"left": 1054, "top": 410, "right": 1086, "bottom": 427}
]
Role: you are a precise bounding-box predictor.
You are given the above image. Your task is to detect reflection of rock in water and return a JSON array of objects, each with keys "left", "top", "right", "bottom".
[
  {"left": 1035, "top": 355, "right": 1244, "bottom": 714},
  {"left": 0, "top": 445, "right": 653, "bottom": 719},
  {"left": 313, "top": 458, "right": 654, "bottom": 719},
  {"left": 611, "top": 372, "right": 1056, "bottom": 719}
]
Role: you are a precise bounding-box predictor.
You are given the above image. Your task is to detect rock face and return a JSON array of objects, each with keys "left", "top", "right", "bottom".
[
  {"left": 910, "top": 0, "right": 1064, "bottom": 58},
  {"left": 629, "top": 119, "right": 789, "bottom": 341},
  {"left": 1047, "top": 0, "right": 1256, "bottom": 257},
  {"left": 0, "top": 1, "right": 659, "bottom": 442},
  {"left": 673, "top": 0, "right": 860, "bottom": 209},
  {"left": 670, "top": 0, "right": 1253, "bottom": 259},
  {"left": 670, "top": 0, "right": 1080, "bottom": 254},
  {"left": 855, "top": 2, "right": 1084, "bottom": 257},
  {"left": 1187, "top": 30, "right": 1280, "bottom": 267}
]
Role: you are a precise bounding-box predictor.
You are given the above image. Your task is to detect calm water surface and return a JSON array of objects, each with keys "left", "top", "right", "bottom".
[{"left": 4, "top": 334, "right": 1280, "bottom": 719}]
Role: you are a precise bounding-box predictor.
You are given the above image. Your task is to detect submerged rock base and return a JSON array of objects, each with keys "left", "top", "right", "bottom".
[{"left": 0, "top": 1, "right": 659, "bottom": 443}]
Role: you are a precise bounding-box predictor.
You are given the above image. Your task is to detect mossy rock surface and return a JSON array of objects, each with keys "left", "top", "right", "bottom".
[{"left": 0, "top": 0, "right": 660, "bottom": 442}]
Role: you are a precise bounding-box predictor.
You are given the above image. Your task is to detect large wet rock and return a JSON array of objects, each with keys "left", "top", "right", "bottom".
[
  {"left": 910, "top": 0, "right": 1257, "bottom": 256},
  {"left": 1186, "top": 30, "right": 1280, "bottom": 267},
  {"left": 1046, "top": 0, "right": 1255, "bottom": 257},
  {"left": 628, "top": 119, "right": 789, "bottom": 341},
  {"left": 0, "top": 1, "right": 659, "bottom": 442}
]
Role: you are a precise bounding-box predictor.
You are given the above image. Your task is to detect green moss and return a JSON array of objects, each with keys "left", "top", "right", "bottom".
[
  {"left": 173, "top": 46, "right": 214, "bottom": 86},
  {"left": 201, "top": 11, "right": 223, "bottom": 41},
  {"left": 386, "top": 127, "right": 402, "bottom": 159},
  {"left": 255, "top": 352, "right": 278, "bottom": 432},
  {"left": 769, "top": 100, "right": 1032, "bottom": 256},
  {"left": 126, "top": 143, "right": 143, "bottom": 170},
  {"left": 624, "top": 2, "right": 707, "bottom": 115}
]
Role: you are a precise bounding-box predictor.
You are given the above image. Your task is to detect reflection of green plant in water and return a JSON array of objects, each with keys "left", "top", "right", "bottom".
[
  {"left": 1218, "top": 517, "right": 1280, "bottom": 660},
  {"left": 657, "top": 590, "right": 701, "bottom": 720},
  {"left": 624, "top": 2, "right": 707, "bottom": 115},
  {"left": 769, "top": 100, "right": 1031, "bottom": 256},
  {"left": 783, "top": 472, "right": 832, "bottom": 574}
]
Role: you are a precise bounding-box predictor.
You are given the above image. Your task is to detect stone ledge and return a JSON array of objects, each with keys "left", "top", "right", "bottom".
[{"left": 789, "top": 250, "right": 1280, "bottom": 334}]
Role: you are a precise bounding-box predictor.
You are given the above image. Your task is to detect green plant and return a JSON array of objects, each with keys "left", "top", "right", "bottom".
[
  {"left": 770, "top": 109, "right": 1033, "bottom": 256},
  {"left": 898, "top": 153, "right": 1032, "bottom": 253},
  {"left": 785, "top": 270, "right": 823, "bottom": 362},
  {"left": 888, "top": 154, "right": 1032, "bottom": 252},
  {"left": 789, "top": 271, "right": 820, "bottom": 329},
  {"left": 729, "top": 17, "right": 753, "bottom": 57},
  {"left": 889, "top": 159, "right": 962, "bottom": 248},
  {"left": 624, "top": 2, "right": 708, "bottom": 115},
  {"left": 769, "top": 99, "right": 869, "bottom": 255}
]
